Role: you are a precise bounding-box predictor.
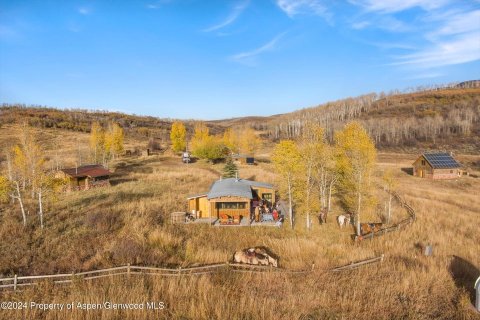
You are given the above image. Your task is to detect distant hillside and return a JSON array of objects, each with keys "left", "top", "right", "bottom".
[
  {"left": 260, "top": 86, "right": 480, "bottom": 153},
  {"left": 0, "top": 105, "right": 226, "bottom": 142},
  {"left": 1, "top": 82, "right": 479, "bottom": 152}
]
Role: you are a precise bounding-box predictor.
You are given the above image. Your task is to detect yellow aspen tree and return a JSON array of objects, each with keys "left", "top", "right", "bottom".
[
  {"left": 170, "top": 121, "right": 187, "bottom": 153},
  {"left": 272, "top": 140, "right": 302, "bottom": 229},
  {"left": 111, "top": 123, "right": 124, "bottom": 158},
  {"left": 382, "top": 169, "right": 397, "bottom": 224},
  {"left": 298, "top": 122, "right": 325, "bottom": 230},
  {"left": 335, "top": 121, "right": 376, "bottom": 236},
  {"left": 10, "top": 125, "right": 46, "bottom": 226},
  {"left": 36, "top": 172, "right": 67, "bottom": 229},
  {"left": 222, "top": 128, "right": 239, "bottom": 154},
  {"left": 104, "top": 122, "right": 124, "bottom": 161},
  {"left": 190, "top": 122, "right": 210, "bottom": 158},
  {"left": 239, "top": 127, "right": 261, "bottom": 156},
  {"left": 0, "top": 175, "right": 10, "bottom": 203},
  {"left": 89, "top": 122, "right": 105, "bottom": 163}
]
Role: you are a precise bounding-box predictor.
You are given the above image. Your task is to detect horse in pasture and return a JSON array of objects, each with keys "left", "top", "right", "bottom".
[
  {"left": 233, "top": 247, "right": 278, "bottom": 267},
  {"left": 360, "top": 223, "right": 383, "bottom": 235},
  {"left": 318, "top": 209, "right": 328, "bottom": 224},
  {"left": 337, "top": 214, "right": 351, "bottom": 228}
]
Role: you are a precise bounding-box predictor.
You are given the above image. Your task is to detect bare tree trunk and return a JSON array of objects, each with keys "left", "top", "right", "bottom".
[
  {"left": 12, "top": 181, "right": 27, "bottom": 226},
  {"left": 38, "top": 189, "right": 44, "bottom": 229},
  {"left": 356, "top": 190, "right": 361, "bottom": 236},
  {"left": 306, "top": 166, "right": 312, "bottom": 231},
  {"left": 287, "top": 175, "right": 293, "bottom": 229},
  {"left": 327, "top": 179, "right": 335, "bottom": 212},
  {"left": 387, "top": 193, "right": 392, "bottom": 224},
  {"left": 356, "top": 172, "right": 363, "bottom": 236}
]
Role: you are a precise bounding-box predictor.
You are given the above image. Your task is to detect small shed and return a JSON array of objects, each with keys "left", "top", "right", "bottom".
[
  {"left": 232, "top": 154, "right": 255, "bottom": 165},
  {"left": 412, "top": 152, "right": 461, "bottom": 179},
  {"left": 57, "top": 164, "right": 111, "bottom": 191}
]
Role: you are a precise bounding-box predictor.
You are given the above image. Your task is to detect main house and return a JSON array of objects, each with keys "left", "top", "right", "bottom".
[
  {"left": 187, "top": 178, "right": 275, "bottom": 224},
  {"left": 57, "top": 164, "right": 112, "bottom": 191},
  {"left": 412, "top": 152, "right": 462, "bottom": 179}
]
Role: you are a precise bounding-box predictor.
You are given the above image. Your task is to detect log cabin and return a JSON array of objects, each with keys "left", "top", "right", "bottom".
[
  {"left": 412, "top": 152, "right": 461, "bottom": 179},
  {"left": 56, "top": 164, "right": 111, "bottom": 191},
  {"left": 187, "top": 178, "right": 275, "bottom": 224}
]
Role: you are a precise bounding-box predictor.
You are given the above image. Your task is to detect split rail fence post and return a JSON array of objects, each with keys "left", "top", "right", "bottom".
[
  {"left": 475, "top": 276, "right": 480, "bottom": 312},
  {"left": 13, "top": 274, "right": 17, "bottom": 291}
]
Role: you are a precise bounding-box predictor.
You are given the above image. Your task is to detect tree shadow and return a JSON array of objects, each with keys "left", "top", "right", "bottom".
[
  {"left": 109, "top": 178, "right": 138, "bottom": 186},
  {"left": 449, "top": 255, "right": 480, "bottom": 305},
  {"left": 401, "top": 167, "right": 414, "bottom": 175}
]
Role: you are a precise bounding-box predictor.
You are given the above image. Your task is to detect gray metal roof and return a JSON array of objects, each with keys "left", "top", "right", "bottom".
[
  {"left": 423, "top": 152, "right": 461, "bottom": 169},
  {"left": 241, "top": 179, "right": 274, "bottom": 189},
  {"left": 206, "top": 178, "right": 273, "bottom": 200}
]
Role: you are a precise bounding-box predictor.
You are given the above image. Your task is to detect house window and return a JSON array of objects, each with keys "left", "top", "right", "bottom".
[
  {"left": 421, "top": 160, "right": 426, "bottom": 166},
  {"left": 450, "top": 170, "right": 453, "bottom": 173},
  {"left": 262, "top": 193, "right": 272, "bottom": 202},
  {"left": 216, "top": 202, "right": 246, "bottom": 209}
]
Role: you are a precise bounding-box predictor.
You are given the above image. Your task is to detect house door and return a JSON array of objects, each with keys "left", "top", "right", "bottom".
[{"left": 419, "top": 170, "right": 424, "bottom": 178}]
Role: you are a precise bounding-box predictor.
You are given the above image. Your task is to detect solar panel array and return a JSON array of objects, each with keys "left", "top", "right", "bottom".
[{"left": 423, "top": 153, "right": 461, "bottom": 169}]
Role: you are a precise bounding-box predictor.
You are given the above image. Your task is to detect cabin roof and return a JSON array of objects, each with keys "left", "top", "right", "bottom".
[
  {"left": 186, "top": 193, "right": 207, "bottom": 199},
  {"left": 61, "top": 164, "right": 111, "bottom": 178},
  {"left": 206, "top": 178, "right": 273, "bottom": 200},
  {"left": 421, "top": 152, "right": 461, "bottom": 169}
]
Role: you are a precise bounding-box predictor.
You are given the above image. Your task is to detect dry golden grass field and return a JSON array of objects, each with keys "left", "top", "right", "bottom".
[{"left": 0, "top": 125, "right": 479, "bottom": 320}]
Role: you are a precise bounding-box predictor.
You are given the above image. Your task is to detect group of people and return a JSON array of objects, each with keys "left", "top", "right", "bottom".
[{"left": 252, "top": 201, "right": 283, "bottom": 223}]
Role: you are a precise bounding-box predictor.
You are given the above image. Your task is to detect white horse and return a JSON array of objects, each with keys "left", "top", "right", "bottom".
[{"left": 337, "top": 214, "right": 351, "bottom": 228}]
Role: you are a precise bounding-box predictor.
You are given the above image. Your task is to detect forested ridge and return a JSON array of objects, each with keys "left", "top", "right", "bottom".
[{"left": 1, "top": 82, "right": 479, "bottom": 151}]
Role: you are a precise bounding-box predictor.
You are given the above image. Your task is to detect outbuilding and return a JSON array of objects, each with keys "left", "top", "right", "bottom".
[
  {"left": 412, "top": 152, "right": 461, "bottom": 179},
  {"left": 57, "top": 164, "right": 111, "bottom": 191}
]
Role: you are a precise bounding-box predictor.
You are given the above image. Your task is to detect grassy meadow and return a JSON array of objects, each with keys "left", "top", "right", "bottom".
[{"left": 0, "top": 124, "right": 479, "bottom": 319}]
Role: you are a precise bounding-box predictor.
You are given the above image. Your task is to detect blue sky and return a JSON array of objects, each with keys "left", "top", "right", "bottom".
[{"left": 1, "top": 0, "right": 479, "bottom": 120}]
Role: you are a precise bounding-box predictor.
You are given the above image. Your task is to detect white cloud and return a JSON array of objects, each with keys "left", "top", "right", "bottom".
[
  {"left": 428, "top": 10, "right": 480, "bottom": 38},
  {"left": 146, "top": 0, "right": 173, "bottom": 10},
  {"left": 230, "top": 32, "right": 286, "bottom": 63},
  {"left": 349, "top": 0, "right": 480, "bottom": 69},
  {"left": 352, "top": 21, "right": 370, "bottom": 29},
  {"left": 203, "top": 0, "right": 250, "bottom": 32},
  {"left": 393, "top": 31, "right": 480, "bottom": 68},
  {"left": 276, "top": 0, "right": 331, "bottom": 21},
  {"left": 350, "top": 0, "right": 449, "bottom": 13},
  {"left": 78, "top": 7, "right": 91, "bottom": 15},
  {"left": 406, "top": 72, "right": 443, "bottom": 80}
]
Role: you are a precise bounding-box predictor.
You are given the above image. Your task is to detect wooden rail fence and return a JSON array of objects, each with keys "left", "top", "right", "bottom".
[
  {"left": 355, "top": 191, "right": 416, "bottom": 241},
  {"left": 0, "top": 255, "right": 385, "bottom": 291}
]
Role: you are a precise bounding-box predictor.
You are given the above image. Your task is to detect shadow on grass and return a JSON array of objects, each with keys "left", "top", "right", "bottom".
[
  {"left": 110, "top": 178, "right": 138, "bottom": 186},
  {"left": 449, "top": 255, "right": 480, "bottom": 306},
  {"left": 401, "top": 167, "right": 414, "bottom": 175}
]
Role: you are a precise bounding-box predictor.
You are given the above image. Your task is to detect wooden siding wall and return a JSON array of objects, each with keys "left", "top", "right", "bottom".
[
  {"left": 432, "top": 168, "right": 460, "bottom": 180},
  {"left": 412, "top": 156, "right": 433, "bottom": 178},
  {"left": 209, "top": 196, "right": 250, "bottom": 220},
  {"left": 188, "top": 196, "right": 209, "bottom": 218},
  {"left": 252, "top": 187, "right": 276, "bottom": 203}
]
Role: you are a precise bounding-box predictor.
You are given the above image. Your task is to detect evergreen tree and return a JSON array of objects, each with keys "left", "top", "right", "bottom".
[{"left": 223, "top": 157, "right": 238, "bottom": 178}]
